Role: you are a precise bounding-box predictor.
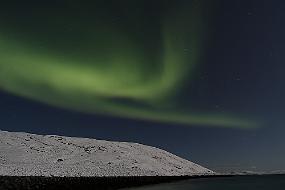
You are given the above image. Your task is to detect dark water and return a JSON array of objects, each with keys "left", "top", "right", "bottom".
[
  {"left": 0, "top": 175, "right": 284, "bottom": 190},
  {"left": 125, "top": 175, "right": 285, "bottom": 190}
]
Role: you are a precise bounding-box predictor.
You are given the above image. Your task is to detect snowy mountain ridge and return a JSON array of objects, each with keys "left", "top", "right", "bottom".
[{"left": 0, "top": 130, "right": 214, "bottom": 177}]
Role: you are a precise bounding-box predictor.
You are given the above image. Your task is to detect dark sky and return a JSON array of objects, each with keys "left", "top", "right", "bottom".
[{"left": 1, "top": 0, "right": 285, "bottom": 173}]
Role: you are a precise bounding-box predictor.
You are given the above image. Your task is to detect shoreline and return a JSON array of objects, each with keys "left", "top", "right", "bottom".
[{"left": 1, "top": 174, "right": 284, "bottom": 190}]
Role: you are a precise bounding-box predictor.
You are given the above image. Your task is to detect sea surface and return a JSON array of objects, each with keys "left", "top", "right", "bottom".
[{"left": 125, "top": 175, "right": 285, "bottom": 190}]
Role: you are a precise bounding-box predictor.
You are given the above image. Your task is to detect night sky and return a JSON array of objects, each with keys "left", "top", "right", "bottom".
[{"left": 1, "top": 0, "right": 285, "bottom": 173}]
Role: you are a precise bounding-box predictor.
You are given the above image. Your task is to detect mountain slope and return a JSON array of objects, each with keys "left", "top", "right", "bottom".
[{"left": 0, "top": 130, "right": 214, "bottom": 176}]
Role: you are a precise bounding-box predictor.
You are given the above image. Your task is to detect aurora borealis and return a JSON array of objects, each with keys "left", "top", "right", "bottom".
[
  {"left": 1, "top": 0, "right": 285, "bottom": 173},
  {"left": 0, "top": 0, "right": 256, "bottom": 127}
]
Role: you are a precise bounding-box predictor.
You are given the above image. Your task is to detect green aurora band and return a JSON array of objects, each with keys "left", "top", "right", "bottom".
[{"left": 0, "top": 1, "right": 256, "bottom": 128}]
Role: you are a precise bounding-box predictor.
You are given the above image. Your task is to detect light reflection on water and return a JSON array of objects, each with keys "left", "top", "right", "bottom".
[{"left": 124, "top": 175, "right": 285, "bottom": 190}]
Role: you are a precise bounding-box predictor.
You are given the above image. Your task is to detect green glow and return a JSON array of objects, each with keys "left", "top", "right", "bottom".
[{"left": 0, "top": 1, "right": 256, "bottom": 128}]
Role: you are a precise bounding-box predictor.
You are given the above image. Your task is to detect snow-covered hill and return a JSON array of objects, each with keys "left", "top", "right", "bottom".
[{"left": 0, "top": 130, "right": 214, "bottom": 177}]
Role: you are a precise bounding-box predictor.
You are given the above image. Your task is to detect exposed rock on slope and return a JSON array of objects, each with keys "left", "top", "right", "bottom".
[{"left": 0, "top": 130, "right": 214, "bottom": 176}]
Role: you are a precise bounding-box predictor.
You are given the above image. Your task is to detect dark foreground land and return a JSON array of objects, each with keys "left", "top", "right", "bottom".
[
  {"left": 4, "top": 174, "right": 281, "bottom": 190},
  {"left": 0, "top": 175, "right": 202, "bottom": 190}
]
